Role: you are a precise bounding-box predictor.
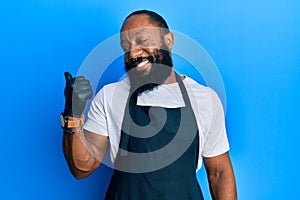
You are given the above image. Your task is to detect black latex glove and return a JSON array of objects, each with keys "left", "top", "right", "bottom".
[{"left": 63, "top": 72, "right": 93, "bottom": 118}]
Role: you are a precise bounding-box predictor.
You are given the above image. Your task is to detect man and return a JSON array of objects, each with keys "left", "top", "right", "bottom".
[{"left": 61, "top": 10, "right": 237, "bottom": 199}]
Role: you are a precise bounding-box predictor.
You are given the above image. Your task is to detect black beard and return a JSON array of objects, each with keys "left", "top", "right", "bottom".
[{"left": 125, "top": 46, "right": 173, "bottom": 95}]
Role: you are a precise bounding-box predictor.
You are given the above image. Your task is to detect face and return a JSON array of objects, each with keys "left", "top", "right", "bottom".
[{"left": 120, "top": 14, "right": 174, "bottom": 94}]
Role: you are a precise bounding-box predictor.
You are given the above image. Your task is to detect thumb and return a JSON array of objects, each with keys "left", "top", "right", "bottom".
[{"left": 64, "top": 72, "right": 73, "bottom": 85}]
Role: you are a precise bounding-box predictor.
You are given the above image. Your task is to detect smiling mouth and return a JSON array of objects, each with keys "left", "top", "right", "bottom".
[{"left": 136, "top": 60, "right": 150, "bottom": 71}]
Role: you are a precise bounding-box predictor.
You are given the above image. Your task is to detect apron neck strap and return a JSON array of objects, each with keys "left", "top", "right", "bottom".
[{"left": 175, "top": 73, "right": 192, "bottom": 108}]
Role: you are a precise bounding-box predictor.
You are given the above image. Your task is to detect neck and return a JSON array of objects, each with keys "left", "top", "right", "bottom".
[{"left": 163, "top": 68, "right": 183, "bottom": 84}]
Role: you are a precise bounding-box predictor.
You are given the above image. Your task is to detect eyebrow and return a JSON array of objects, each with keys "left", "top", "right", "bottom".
[{"left": 121, "top": 29, "right": 153, "bottom": 39}]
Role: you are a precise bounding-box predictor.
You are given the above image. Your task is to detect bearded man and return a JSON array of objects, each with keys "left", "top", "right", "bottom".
[{"left": 61, "top": 10, "right": 237, "bottom": 200}]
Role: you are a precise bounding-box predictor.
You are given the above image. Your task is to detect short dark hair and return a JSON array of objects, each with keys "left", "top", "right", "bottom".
[{"left": 121, "top": 10, "right": 170, "bottom": 34}]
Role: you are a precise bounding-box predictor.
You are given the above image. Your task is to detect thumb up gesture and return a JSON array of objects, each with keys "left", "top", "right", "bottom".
[{"left": 63, "top": 72, "right": 93, "bottom": 118}]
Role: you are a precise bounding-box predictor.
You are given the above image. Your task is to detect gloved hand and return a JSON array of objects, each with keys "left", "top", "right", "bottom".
[{"left": 63, "top": 72, "right": 93, "bottom": 118}]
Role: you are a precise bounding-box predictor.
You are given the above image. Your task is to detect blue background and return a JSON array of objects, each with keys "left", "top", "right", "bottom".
[{"left": 1, "top": 0, "right": 299, "bottom": 199}]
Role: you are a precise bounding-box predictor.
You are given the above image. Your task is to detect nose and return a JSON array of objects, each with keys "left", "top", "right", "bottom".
[{"left": 128, "top": 45, "right": 143, "bottom": 59}]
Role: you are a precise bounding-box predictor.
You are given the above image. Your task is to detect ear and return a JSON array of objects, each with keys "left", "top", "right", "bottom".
[{"left": 163, "top": 32, "right": 174, "bottom": 49}]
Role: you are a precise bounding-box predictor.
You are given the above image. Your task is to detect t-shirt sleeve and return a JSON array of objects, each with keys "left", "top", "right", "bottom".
[
  {"left": 202, "top": 88, "right": 230, "bottom": 157},
  {"left": 83, "top": 88, "right": 109, "bottom": 136}
]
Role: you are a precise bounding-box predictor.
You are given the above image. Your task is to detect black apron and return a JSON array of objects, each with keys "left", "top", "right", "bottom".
[{"left": 105, "top": 74, "right": 204, "bottom": 200}]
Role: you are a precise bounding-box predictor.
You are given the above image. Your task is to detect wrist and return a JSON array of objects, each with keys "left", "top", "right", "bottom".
[
  {"left": 63, "top": 110, "right": 84, "bottom": 118},
  {"left": 63, "top": 127, "right": 83, "bottom": 134},
  {"left": 60, "top": 113, "right": 85, "bottom": 134}
]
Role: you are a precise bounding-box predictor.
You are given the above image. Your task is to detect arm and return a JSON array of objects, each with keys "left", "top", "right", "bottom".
[
  {"left": 61, "top": 72, "right": 108, "bottom": 179},
  {"left": 63, "top": 129, "right": 109, "bottom": 179},
  {"left": 203, "top": 152, "right": 237, "bottom": 200}
]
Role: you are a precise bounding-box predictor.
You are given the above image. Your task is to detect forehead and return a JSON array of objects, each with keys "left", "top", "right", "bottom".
[
  {"left": 121, "top": 14, "right": 157, "bottom": 32},
  {"left": 121, "top": 14, "right": 163, "bottom": 38}
]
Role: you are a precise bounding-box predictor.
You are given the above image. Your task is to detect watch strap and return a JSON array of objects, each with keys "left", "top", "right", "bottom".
[
  {"left": 63, "top": 127, "right": 81, "bottom": 134},
  {"left": 65, "top": 115, "right": 85, "bottom": 128}
]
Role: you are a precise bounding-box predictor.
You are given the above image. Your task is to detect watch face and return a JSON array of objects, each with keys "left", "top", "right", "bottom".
[{"left": 60, "top": 114, "right": 65, "bottom": 127}]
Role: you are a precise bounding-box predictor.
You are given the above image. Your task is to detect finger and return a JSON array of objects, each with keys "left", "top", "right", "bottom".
[
  {"left": 75, "top": 76, "right": 85, "bottom": 80},
  {"left": 74, "top": 79, "right": 90, "bottom": 85},
  {"left": 78, "top": 90, "right": 93, "bottom": 100},
  {"left": 73, "top": 85, "right": 92, "bottom": 93},
  {"left": 73, "top": 81, "right": 91, "bottom": 90},
  {"left": 64, "top": 72, "right": 73, "bottom": 84}
]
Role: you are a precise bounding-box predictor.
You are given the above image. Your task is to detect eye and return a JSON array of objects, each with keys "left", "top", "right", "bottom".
[
  {"left": 123, "top": 46, "right": 130, "bottom": 52},
  {"left": 137, "top": 38, "right": 149, "bottom": 45},
  {"left": 121, "top": 43, "right": 130, "bottom": 52}
]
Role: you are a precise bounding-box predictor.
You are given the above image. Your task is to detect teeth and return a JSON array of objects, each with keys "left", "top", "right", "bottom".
[{"left": 137, "top": 60, "right": 149, "bottom": 67}]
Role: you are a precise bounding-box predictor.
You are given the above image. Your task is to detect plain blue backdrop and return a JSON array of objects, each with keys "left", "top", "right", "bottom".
[{"left": 1, "top": 0, "right": 299, "bottom": 199}]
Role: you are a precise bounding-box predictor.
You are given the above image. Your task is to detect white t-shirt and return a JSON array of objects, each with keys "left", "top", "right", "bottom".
[{"left": 83, "top": 76, "right": 229, "bottom": 171}]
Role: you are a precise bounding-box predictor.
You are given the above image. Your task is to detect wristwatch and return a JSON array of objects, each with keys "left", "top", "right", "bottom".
[{"left": 60, "top": 113, "right": 84, "bottom": 134}]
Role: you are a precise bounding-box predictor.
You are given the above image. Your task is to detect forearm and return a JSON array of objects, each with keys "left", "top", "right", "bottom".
[
  {"left": 208, "top": 169, "right": 237, "bottom": 200},
  {"left": 63, "top": 130, "right": 100, "bottom": 179}
]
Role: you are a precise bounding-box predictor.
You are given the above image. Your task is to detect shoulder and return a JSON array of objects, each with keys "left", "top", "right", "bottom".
[
  {"left": 183, "top": 76, "right": 224, "bottom": 122},
  {"left": 183, "top": 76, "right": 218, "bottom": 103},
  {"left": 100, "top": 77, "right": 129, "bottom": 93},
  {"left": 94, "top": 77, "right": 130, "bottom": 100}
]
